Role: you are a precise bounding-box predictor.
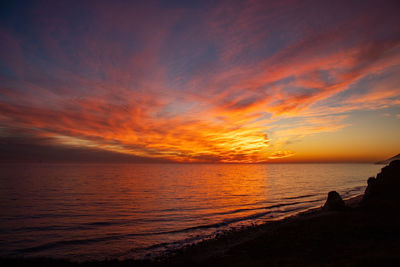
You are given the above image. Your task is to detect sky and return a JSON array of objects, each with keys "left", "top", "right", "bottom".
[{"left": 0, "top": 0, "right": 399, "bottom": 163}]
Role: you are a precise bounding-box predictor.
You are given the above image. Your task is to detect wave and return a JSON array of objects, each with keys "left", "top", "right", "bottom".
[
  {"left": 16, "top": 235, "right": 124, "bottom": 253},
  {"left": 12, "top": 198, "right": 323, "bottom": 255},
  {"left": 200, "top": 198, "right": 322, "bottom": 218},
  {"left": 6, "top": 198, "right": 323, "bottom": 235},
  {"left": 282, "top": 194, "right": 317, "bottom": 200}
]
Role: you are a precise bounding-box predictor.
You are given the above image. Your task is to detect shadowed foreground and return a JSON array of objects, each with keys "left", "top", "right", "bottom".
[{"left": 3, "top": 161, "right": 400, "bottom": 266}]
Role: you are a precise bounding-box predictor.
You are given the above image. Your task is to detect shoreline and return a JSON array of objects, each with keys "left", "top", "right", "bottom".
[
  {"left": 159, "top": 193, "right": 366, "bottom": 261},
  {"left": 1, "top": 193, "right": 381, "bottom": 266},
  {"left": 0, "top": 192, "right": 365, "bottom": 262},
  {"left": 2, "top": 199, "right": 400, "bottom": 266}
]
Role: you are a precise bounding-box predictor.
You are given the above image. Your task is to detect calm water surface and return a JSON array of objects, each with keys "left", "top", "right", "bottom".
[{"left": 0, "top": 163, "right": 381, "bottom": 261}]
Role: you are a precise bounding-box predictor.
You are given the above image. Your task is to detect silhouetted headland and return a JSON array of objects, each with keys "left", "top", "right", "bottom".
[
  {"left": 2, "top": 161, "right": 400, "bottom": 266},
  {"left": 375, "top": 153, "right": 400, "bottom": 165}
]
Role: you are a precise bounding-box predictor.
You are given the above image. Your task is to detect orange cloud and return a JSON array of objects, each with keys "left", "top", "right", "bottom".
[{"left": 268, "top": 150, "right": 295, "bottom": 159}]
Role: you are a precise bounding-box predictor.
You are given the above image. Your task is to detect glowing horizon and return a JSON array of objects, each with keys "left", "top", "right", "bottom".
[{"left": 0, "top": 0, "right": 399, "bottom": 163}]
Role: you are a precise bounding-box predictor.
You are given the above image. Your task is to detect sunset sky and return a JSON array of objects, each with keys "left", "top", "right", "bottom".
[{"left": 0, "top": 0, "right": 399, "bottom": 163}]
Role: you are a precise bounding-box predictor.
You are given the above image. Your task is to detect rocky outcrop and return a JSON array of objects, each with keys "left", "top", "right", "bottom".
[
  {"left": 362, "top": 160, "right": 400, "bottom": 204},
  {"left": 323, "top": 191, "right": 346, "bottom": 211}
]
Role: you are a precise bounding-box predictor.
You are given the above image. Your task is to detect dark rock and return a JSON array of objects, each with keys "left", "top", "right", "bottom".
[
  {"left": 364, "top": 177, "right": 377, "bottom": 200},
  {"left": 362, "top": 160, "right": 400, "bottom": 204},
  {"left": 323, "top": 191, "right": 346, "bottom": 211}
]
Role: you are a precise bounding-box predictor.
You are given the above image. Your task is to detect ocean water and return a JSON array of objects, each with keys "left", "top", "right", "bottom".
[{"left": 0, "top": 163, "right": 382, "bottom": 261}]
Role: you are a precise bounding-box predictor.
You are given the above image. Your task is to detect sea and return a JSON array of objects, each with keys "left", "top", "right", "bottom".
[{"left": 0, "top": 163, "right": 382, "bottom": 261}]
